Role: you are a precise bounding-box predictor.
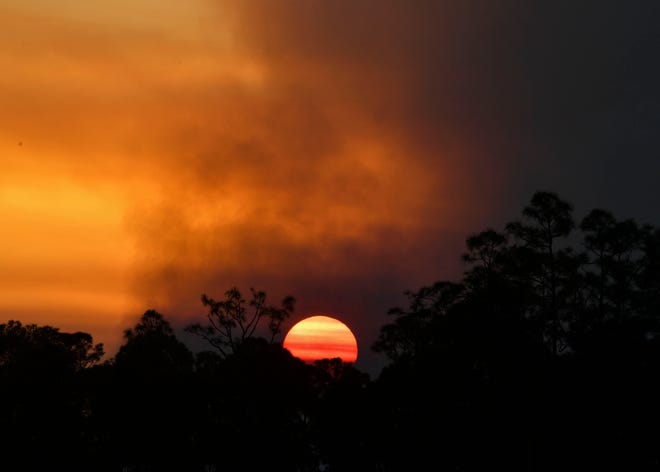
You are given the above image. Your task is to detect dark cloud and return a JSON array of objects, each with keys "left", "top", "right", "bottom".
[{"left": 118, "top": 0, "right": 660, "bottom": 376}]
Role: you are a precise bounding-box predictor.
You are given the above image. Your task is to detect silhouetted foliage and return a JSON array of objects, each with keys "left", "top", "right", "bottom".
[
  {"left": 114, "top": 309, "right": 194, "bottom": 378},
  {"left": 371, "top": 190, "right": 660, "bottom": 471},
  {"left": 99, "top": 310, "right": 195, "bottom": 469},
  {"left": 372, "top": 280, "right": 465, "bottom": 363},
  {"left": 505, "top": 191, "right": 578, "bottom": 355},
  {"left": 0, "top": 321, "right": 105, "bottom": 469},
  {"left": 185, "top": 286, "right": 296, "bottom": 357},
  {"left": 3, "top": 190, "right": 660, "bottom": 471},
  {"left": 0, "top": 320, "right": 104, "bottom": 374}
]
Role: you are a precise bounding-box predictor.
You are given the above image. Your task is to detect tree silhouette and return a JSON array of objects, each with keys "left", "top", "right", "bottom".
[
  {"left": 370, "top": 190, "right": 660, "bottom": 471},
  {"left": 185, "top": 286, "right": 295, "bottom": 357},
  {"left": 114, "top": 309, "right": 194, "bottom": 377},
  {"left": 103, "top": 310, "right": 195, "bottom": 470},
  {"left": 3, "top": 190, "right": 660, "bottom": 471},
  {"left": 506, "top": 190, "right": 578, "bottom": 355},
  {"left": 0, "top": 321, "right": 105, "bottom": 469},
  {"left": 189, "top": 337, "right": 319, "bottom": 470},
  {"left": 372, "top": 280, "right": 464, "bottom": 364},
  {"left": 0, "top": 320, "right": 104, "bottom": 374}
]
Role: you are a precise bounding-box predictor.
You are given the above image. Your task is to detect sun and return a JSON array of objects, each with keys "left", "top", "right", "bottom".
[{"left": 283, "top": 315, "right": 358, "bottom": 363}]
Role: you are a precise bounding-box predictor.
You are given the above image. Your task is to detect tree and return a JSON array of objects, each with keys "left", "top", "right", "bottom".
[
  {"left": 106, "top": 310, "right": 195, "bottom": 468},
  {"left": 190, "top": 337, "right": 319, "bottom": 470},
  {"left": 0, "top": 321, "right": 105, "bottom": 468},
  {"left": 462, "top": 228, "right": 509, "bottom": 292},
  {"left": 371, "top": 280, "right": 464, "bottom": 363},
  {"left": 0, "top": 320, "right": 104, "bottom": 375},
  {"left": 369, "top": 191, "right": 660, "bottom": 470},
  {"left": 580, "top": 209, "right": 645, "bottom": 324},
  {"left": 113, "top": 309, "right": 194, "bottom": 377},
  {"left": 185, "top": 286, "right": 295, "bottom": 358},
  {"left": 505, "top": 190, "right": 578, "bottom": 355}
]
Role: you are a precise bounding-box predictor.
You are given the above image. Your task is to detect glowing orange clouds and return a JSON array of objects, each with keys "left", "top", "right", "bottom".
[
  {"left": 0, "top": 0, "right": 488, "bottom": 375},
  {"left": 283, "top": 315, "right": 358, "bottom": 363}
]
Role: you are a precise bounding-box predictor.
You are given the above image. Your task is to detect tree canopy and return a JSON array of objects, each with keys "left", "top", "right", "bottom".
[{"left": 2, "top": 190, "right": 660, "bottom": 471}]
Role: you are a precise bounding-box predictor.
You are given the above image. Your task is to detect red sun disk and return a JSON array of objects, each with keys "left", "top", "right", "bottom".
[{"left": 283, "top": 315, "right": 358, "bottom": 363}]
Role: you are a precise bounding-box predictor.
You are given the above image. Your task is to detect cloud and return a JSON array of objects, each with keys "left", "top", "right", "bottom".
[
  {"left": 111, "top": 0, "right": 525, "bottom": 374},
  {"left": 2, "top": 0, "right": 658, "bottom": 376}
]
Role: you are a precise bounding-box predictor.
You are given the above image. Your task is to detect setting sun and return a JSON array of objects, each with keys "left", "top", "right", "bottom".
[{"left": 283, "top": 315, "right": 358, "bottom": 363}]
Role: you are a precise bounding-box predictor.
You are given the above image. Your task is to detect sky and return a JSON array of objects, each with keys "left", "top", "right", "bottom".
[{"left": 1, "top": 0, "right": 659, "bottom": 377}]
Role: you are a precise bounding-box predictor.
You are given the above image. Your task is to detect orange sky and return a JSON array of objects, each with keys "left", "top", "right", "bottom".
[
  {"left": 1, "top": 1, "right": 491, "bottom": 369},
  {"left": 5, "top": 1, "right": 656, "bottom": 375}
]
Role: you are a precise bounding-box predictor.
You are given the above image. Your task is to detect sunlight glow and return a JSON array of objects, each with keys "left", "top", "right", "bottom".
[{"left": 283, "top": 315, "right": 358, "bottom": 363}]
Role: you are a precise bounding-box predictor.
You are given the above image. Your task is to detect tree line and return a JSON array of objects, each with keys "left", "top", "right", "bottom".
[{"left": 1, "top": 190, "right": 659, "bottom": 471}]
